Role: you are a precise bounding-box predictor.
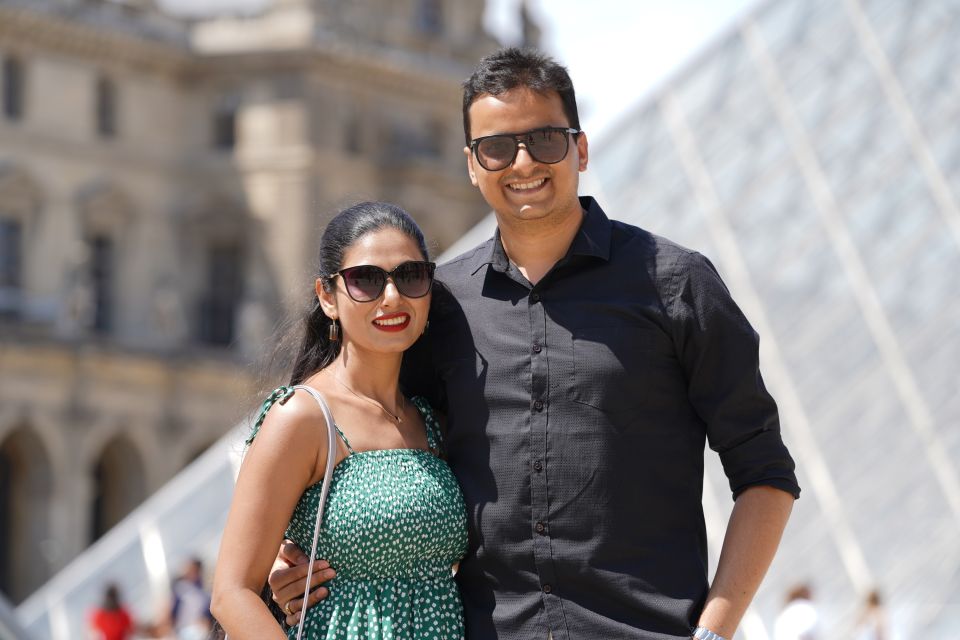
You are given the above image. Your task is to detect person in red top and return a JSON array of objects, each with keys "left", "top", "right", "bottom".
[{"left": 88, "top": 583, "right": 135, "bottom": 640}]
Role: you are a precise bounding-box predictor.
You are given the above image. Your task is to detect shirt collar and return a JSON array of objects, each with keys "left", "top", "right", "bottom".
[
  {"left": 472, "top": 195, "right": 612, "bottom": 276},
  {"left": 568, "top": 196, "right": 611, "bottom": 261}
]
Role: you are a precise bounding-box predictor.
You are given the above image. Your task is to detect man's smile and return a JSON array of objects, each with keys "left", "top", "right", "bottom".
[{"left": 506, "top": 177, "right": 548, "bottom": 192}]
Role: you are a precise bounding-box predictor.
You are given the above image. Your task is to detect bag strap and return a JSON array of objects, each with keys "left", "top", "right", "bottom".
[{"left": 289, "top": 384, "right": 338, "bottom": 640}]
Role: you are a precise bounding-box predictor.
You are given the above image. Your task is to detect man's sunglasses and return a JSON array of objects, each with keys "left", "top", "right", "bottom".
[
  {"left": 470, "top": 126, "right": 581, "bottom": 172},
  {"left": 329, "top": 260, "right": 436, "bottom": 302}
]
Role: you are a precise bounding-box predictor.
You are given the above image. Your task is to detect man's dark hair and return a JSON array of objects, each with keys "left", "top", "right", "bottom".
[{"left": 462, "top": 47, "right": 580, "bottom": 144}]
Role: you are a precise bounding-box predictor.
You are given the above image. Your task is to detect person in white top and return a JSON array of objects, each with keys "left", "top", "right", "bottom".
[
  {"left": 773, "top": 583, "right": 818, "bottom": 640},
  {"left": 853, "top": 589, "right": 888, "bottom": 640}
]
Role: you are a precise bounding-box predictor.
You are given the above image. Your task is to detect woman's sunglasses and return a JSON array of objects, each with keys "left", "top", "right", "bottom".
[
  {"left": 330, "top": 260, "right": 436, "bottom": 302},
  {"left": 470, "top": 126, "right": 581, "bottom": 171}
]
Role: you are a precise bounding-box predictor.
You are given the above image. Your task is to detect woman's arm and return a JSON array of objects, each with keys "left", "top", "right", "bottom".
[{"left": 211, "top": 392, "right": 330, "bottom": 640}]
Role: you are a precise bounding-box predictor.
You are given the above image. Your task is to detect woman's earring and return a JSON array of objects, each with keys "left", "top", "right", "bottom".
[{"left": 328, "top": 319, "right": 340, "bottom": 342}]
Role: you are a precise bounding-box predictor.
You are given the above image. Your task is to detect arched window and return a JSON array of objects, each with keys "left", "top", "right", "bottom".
[
  {"left": 180, "top": 194, "right": 251, "bottom": 349},
  {"left": 0, "top": 217, "right": 21, "bottom": 318},
  {"left": 415, "top": 0, "right": 444, "bottom": 35},
  {"left": 87, "top": 234, "right": 114, "bottom": 333},
  {"left": 95, "top": 75, "right": 117, "bottom": 138},
  {"left": 0, "top": 427, "right": 53, "bottom": 603},
  {"left": 198, "top": 242, "right": 244, "bottom": 345},
  {"left": 212, "top": 95, "right": 239, "bottom": 150},
  {"left": 0, "top": 166, "right": 42, "bottom": 321},
  {"left": 89, "top": 435, "right": 146, "bottom": 544},
  {"left": 2, "top": 56, "right": 24, "bottom": 121},
  {"left": 76, "top": 181, "right": 133, "bottom": 335}
]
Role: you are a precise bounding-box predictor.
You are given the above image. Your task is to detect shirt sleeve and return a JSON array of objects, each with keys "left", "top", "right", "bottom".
[{"left": 667, "top": 249, "right": 800, "bottom": 499}]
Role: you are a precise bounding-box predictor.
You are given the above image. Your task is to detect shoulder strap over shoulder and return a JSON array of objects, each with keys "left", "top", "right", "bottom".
[
  {"left": 289, "top": 385, "right": 336, "bottom": 441},
  {"left": 287, "top": 385, "right": 338, "bottom": 640}
]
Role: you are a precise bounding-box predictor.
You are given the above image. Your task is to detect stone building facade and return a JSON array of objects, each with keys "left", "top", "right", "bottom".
[{"left": 0, "top": 0, "right": 499, "bottom": 603}]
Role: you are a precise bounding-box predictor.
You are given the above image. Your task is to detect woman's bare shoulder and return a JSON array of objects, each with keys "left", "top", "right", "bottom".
[{"left": 250, "top": 386, "right": 332, "bottom": 453}]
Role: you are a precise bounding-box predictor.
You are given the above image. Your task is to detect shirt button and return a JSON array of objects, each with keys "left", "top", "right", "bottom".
[
  {"left": 531, "top": 292, "right": 541, "bottom": 303},
  {"left": 542, "top": 584, "right": 552, "bottom": 594},
  {"left": 535, "top": 522, "right": 546, "bottom": 534},
  {"left": 532, "top": 342, "right": 542, "bottom": 353},
  {"left": 533, "top": 399, "right": 544, "bottom": 411},
  {"left": 533, "top": 460, "right": 543, "bottom": 472}
]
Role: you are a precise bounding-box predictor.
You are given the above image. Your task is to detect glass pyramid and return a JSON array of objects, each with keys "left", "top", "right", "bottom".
[{"left": 580, "top": 0, "right": 960, "bottom": 636}]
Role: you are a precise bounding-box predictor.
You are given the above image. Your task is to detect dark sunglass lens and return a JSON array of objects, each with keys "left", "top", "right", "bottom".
[
  {"left": 528, "top": 128, "right": 569, "bottom": 163},
  {"left": 343, "top": 266, "right": 385, "bottom": 301},
  {"left": 393, "top": 262, "right": 433, "bottom": 297},
  {"left": 477, "top": 136, "right": 516, "bottom": 170}
]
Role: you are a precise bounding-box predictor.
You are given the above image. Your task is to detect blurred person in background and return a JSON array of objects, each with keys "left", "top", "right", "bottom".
[
  {"left": 163, "top": 557, "right": 212, "bottom": 640},
  {"left": 853, "top": 589, "right": 888, "bottom": 640},
  {"left": 88, "top": 583, "right": 135, "bottom": 640},
  {"left": 773, "top": 583, "right": 818, "bottom": 640}
]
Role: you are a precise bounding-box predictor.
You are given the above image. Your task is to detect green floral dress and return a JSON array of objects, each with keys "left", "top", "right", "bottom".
[{"left": 250, "top": 387, "right": 468, "bottom": 640}]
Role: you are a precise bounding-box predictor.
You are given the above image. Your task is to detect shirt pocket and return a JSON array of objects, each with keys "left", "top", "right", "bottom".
[{"left": 568, "top": 324, "right": 673, "bottom": 414}]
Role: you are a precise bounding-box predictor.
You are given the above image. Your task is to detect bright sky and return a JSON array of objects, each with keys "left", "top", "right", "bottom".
[
  {"left": 485, "top": 0, "right": 759, "bottom": 135},
  {"left": 158, "top": 0, "right": 759, "bottom": 135}
]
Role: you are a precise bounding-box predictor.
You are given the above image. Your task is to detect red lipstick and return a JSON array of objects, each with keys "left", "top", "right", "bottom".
[{"left": 372, "top": 312, "right": 411, "bottom": 332}]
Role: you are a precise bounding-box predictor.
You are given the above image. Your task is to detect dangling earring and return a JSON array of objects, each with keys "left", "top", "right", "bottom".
[{"left": 328, "top": 319, "right": 340, "bottom": 342}]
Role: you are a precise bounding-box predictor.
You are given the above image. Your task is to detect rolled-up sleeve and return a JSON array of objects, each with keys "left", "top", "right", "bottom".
[{"left": 668, "top": 250, "right": 800, "bottom": 499}]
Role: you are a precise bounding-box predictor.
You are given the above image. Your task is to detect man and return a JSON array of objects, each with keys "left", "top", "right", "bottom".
[{"left": 271, "top": 47, "right": 799, "bottom": 640}]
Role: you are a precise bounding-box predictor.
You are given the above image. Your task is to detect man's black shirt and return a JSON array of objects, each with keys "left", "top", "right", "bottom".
[{"left": 402, "top": 197, "right": 800, "bottom": 640}]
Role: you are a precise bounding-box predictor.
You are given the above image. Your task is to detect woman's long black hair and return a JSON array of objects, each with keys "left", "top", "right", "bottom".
[{"left": 287, "top": 201, "right": 429, "bottom": 385}]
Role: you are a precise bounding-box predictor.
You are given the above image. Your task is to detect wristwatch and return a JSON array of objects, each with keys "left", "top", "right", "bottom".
[{"left": 692, "top": 627, "right": 727, "bottom": 640}]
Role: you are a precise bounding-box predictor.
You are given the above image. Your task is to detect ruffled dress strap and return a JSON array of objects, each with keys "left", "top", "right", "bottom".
[
  {"left": 246, "top": 386, "right": 296, "bottom": 446},
  {"left": 410, "top": 396, "right": 444, "bottom": 456},
  {"left": 246, "top": 385, "right": 355, "bottom": 454}
]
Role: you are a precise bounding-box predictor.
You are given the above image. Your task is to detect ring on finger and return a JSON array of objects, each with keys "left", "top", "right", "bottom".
[{"left": 283, "top": 601, "right": 293, "bottom": 615}]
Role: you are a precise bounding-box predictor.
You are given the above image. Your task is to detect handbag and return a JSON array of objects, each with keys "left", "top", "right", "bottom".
[{"left": 211, "top": 384, "right": 338, "bottom": 640}]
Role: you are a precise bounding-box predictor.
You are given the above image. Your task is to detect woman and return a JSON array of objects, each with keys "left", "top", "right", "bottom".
[
  {"left": 211, "top": 202, "right": 468, "bottom": 639},
  {"left": 88, "top": 583, "right": 135, "bottom": 640}
]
